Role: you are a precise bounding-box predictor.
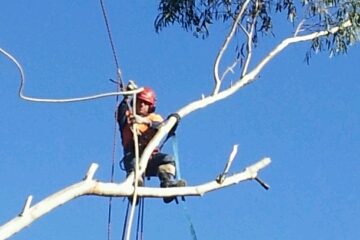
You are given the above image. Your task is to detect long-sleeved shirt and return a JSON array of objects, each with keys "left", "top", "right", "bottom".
[{"left": 117, "top": 98, "right": 163, "bottom": 154}]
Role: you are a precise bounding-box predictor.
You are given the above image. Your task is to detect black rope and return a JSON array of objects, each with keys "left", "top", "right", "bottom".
[
  {"left": 99, "top": 0, "right": 124, "bottom": 89},
  {"left": 136, "top": 198, "right": 145, "bottom": 240},
  {"left": 98, "top": 1, "right": 126, "bottom": 240},
  {"left": 140, "top": 199, "right": 145, "bottom": 238},
  {"left": 107, "top": 115, "right": 119, "bottom": 240}
]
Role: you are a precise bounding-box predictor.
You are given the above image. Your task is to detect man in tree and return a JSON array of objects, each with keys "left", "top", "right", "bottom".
[{"left": 117, "top": 82, "right": 186, "bottom": 204}]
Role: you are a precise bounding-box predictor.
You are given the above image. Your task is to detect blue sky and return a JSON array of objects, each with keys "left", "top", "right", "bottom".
[{"left": 1, "top": 1, "right": 359, "bottom": 240}]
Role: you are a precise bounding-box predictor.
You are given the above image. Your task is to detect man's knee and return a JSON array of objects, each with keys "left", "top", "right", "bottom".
[{"left": 158, "top": 163, "right": 176, "bottom": 175}]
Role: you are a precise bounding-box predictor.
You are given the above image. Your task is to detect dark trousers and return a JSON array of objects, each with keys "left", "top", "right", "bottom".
[{"left": 121, "top": 152, "right": 175, "bottom": 177}]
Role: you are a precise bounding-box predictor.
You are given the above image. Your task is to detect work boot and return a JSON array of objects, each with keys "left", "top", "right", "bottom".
[{"left": 158, "top": 172, "right": 186, "bottom": 204}]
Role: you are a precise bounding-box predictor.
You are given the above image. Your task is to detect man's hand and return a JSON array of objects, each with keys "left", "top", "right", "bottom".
[{"left": 126, "top": 80, "right": 138, "bottom": 91}]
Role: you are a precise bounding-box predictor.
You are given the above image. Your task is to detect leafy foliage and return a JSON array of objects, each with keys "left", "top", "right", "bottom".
[
  {"left": 302, "top": 0, "right": 360, "bottom": 62},
  {"left": 155, "top": 0, "right": 281, "bottom": 38},
  {"left": 155, "top": 0, "right": 360, "bottom": 60}
]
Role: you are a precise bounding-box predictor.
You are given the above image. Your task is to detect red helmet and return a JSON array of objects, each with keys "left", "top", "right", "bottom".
[{"left": 137, "top": 87, "right": 157, "bottom": 109}]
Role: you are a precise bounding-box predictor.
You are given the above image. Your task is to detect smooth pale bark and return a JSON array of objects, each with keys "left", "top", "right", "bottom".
[
  {"left": 0, "top": 4, "right": 353, "bottom": 238},
  {"left": 0, "top": 158, "right": 270, "bottom": 239}
]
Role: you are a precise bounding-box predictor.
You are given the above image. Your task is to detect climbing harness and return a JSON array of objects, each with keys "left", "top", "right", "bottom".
[{"left": 97, "top": 1, "right": 195, "bottom": 237}]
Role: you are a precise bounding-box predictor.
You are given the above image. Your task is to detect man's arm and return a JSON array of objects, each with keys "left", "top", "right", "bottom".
[{"left": 117, "top": 97, "right": 130, "bottom": 132}]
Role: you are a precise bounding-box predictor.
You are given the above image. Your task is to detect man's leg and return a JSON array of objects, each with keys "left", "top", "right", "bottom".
[
  {"left": 150, "top": 153, "right": 186, "bottom": 203},
  {"left": 122, "top": 152, "right": 144, "bottom": 186}
]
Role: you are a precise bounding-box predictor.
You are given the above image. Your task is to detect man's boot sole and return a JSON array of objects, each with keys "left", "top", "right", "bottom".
[{"left": 163, "top": 179, "right": 186, "bottom": 203}]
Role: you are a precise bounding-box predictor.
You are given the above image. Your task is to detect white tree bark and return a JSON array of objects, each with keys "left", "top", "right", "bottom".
[
  {"left": 0, "top": 5, "right": 353, "bottom": 238},
  {"left": 135, "top": 19, "right": 353, "bottom": 185},
  {"left": 0, "top": 158, "right": 270, "bottom": 240}
]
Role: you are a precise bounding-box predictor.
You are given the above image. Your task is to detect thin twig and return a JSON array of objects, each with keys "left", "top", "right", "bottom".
[
  {"left": 294, "top": 19, "right": 306, "bottom": 37},
  {"left": 216, "top": 144, "right": 239, "bottom": 184},
  {"left": 220, "top": 60, "right": 239, "bottom": 82},
  {"left": 213, "top": 0, "right": 251, "bottom": 95},
  {"left": 240, "top": 0, "right": 260, "bottom": 77},
  {"left": 19, "top": 196, "right": 33, "bottom": 217}
]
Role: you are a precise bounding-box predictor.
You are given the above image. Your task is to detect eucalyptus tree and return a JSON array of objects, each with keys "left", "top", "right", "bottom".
[
  {"left": 155, "top": 0, "right": 360, "bottom": 61},
  {"left": 0, "top": 1, "right": 359, "bottom": 239}
]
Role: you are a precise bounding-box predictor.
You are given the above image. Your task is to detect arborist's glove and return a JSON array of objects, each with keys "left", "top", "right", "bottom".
[{"left": 126, "top": 80, "right": 138, "bottom": 91}]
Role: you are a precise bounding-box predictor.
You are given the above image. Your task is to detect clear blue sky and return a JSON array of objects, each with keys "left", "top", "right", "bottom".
[{"left": 1, "top": 1, "right": 359, "bottom": 240}]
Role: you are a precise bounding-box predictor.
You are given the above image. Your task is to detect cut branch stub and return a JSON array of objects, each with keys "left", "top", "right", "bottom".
[
  {"left": 84, "top": 163, "right": 99, "bottom": 181},
  {"left": 19, "top": 195, "right": 33, "bottom": 217}
]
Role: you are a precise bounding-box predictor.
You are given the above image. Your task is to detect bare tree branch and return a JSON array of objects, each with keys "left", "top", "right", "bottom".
[
  {"left": 220, "top": 60, "right": 239, "bottom": 82},
  {"left": 213, "top": 0, "right": 251, "bottom": 95},
  {"left": 249, "top": 19, "right": 352, "bottom": 85},
  {"left": 294, "top": 19, "right": 306, "bottom": 37},
  {"left": 0, "top": 157, "right": 270, "bottom": 239},
  {"left": 217, "top": 144, "right": 239, "bottom": 184},
  {"left": 2, "top": 19, "right": 353, "bottom": 191},
  {"left": 132, "top": 19, "right": 353, "bottom": 192},
  {"left": 19, "top": 196, "right": 33, "bottom": 217},
  {"left": 84, "top": 163, "right": 99, "bottom": 181},
  {"left": 0, "top": 6, "right": 353, "bottom": 238},
  {"left": 240, "top": 0, "right": 260, "bottom": 77}
]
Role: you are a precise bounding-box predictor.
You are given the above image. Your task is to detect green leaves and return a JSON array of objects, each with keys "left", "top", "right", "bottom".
[
  {"left": 154, "top": 0, "right": 360, "bottom": 62},
  {"left": 154, "top": 0, "right": 298, "bottom": 38},
  {"left": 155, "top": 0, "right": 211, "bottom": 38},
  {"left": 303, "top": 0, "right": 360, "bottom": 62}
]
